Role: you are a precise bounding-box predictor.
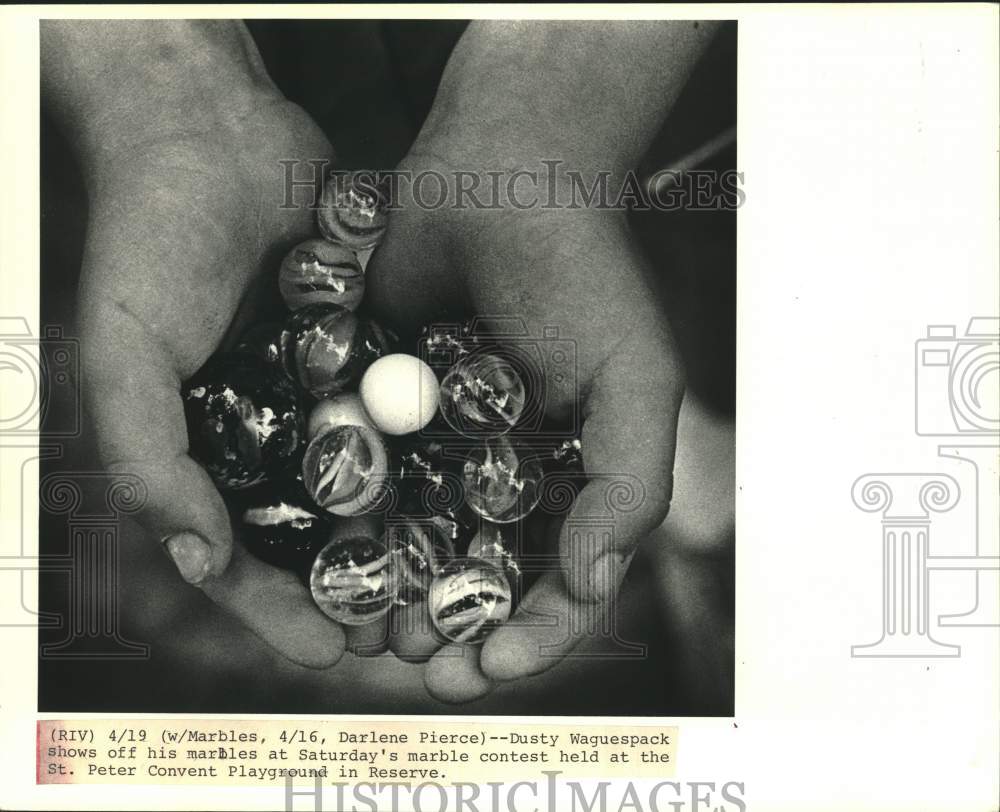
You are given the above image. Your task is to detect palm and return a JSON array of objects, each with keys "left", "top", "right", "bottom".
[{"left": 82, "top": 100, "right": 327, "bottom": 377}]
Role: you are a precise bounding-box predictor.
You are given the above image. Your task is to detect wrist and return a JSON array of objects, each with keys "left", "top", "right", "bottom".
[{"left": 409, "top": 20, "right": 720, "bottom": 175}]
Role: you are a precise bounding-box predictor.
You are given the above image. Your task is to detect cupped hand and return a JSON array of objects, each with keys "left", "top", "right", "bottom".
[
  {"left": 366, "top": 155, "right": 685, "bottom": 702},
  {"left": 78, "top": 93, "right": 348, "bottom": 667}
]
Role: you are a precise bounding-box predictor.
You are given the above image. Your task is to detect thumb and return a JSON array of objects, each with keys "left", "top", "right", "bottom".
[
  {"left": 364, "top": 199, "right": 466, "bottom": 335},
  {"left": 82, "top": 308, "right": 232, "bottom": 584},
  {"left": 560, "top": 330, "right": 684, "bottom": 603}
]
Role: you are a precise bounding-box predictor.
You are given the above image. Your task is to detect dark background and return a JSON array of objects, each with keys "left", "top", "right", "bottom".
[{"left": 38, "top": 20, "right": 736, "bottom": 714}]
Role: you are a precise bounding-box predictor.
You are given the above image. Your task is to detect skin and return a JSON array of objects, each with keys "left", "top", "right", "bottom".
[{"left": 41, "top": 19, "right": 719, "bottom": 700}]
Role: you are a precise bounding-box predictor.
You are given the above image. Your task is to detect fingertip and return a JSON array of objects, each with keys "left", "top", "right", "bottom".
[
  {"left": 560, "top": 478, "right": 664, "bottom": 604},
  {"left": 481, "top": 572, "right": 585, "bottom": 680},
  {"left": 480, "top": 618, "right": 561, "bottom": 681},
  {"left": 345, "top": 614, "right": 390, "bottom": 657},
  {"left": 425, "top": 644, "right": 494, "bottom": 704},
  {"left": 110, "top": 455, "right": 235, "bottom": 576},
  {"left": 586, "top": 549, "right": 633, "bottom": 604},
  {"left": 479, "top": 633, "right": 541, "bottom": 682},
  {"left": 288, "top": 625, "right": 348, "bottom": 670},
  {"left": 388, "top": 602, "right": 443, "bottom": 663},
  {"left": 163, "top": 532, "right": 213, "bottom": 585},
  {"left": 201, "top": 550, "right": 346, "bottom": 670}
]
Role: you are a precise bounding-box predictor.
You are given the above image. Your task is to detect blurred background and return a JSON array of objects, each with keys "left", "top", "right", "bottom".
[{"left": 38, "top": 20, "right": 735, "bottom": 715}]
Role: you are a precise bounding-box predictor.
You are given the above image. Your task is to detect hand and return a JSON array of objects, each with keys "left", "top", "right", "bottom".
[
  {"left": 75, "top": 89, "right": 348, "bottom": 667},
  {"left": 366, "top": 155, "right": 685, "bottom": 702}
]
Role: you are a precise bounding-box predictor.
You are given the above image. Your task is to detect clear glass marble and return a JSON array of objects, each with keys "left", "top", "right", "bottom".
[
  {"left": 439, "top": 353, "right": 526, "bottom": 437},
  {"left": 390, "top": 436, "right": 463, "bottom": 516},
  {"left": 462, "top": 436, "right": 543, "bottom": 523},
  {"left": 429, "top": 557, "right": 512, "bottom": 644},
  {"left": 386, "top": 518, "right": 456, "bottom": 604},
  {"left": 309, "top": 535, "right": 398, "bottom": 625},
  {"left": 467, "top": 524, "right": 521, "bottom": 580},
  {"left": 182, "top": 353, "right": 303, "bottom": 490},
  {"left": 551, "top": 438, "right": 584, "bottom": 471},
  {"left": 279, "top": 238, "right": 364, "bottom": 311},
  {"left": 302, "top": 424, "right": 388, "bottom": 517},
  {"left": 307, "top": 392, "right": 375, "bottom": 441},
  {"left": 281, "top": 303, "right": 388, "bottom": 398}
]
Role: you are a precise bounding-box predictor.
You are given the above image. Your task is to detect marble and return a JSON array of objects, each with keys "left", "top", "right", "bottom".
[
  {"left": 389, "top": 435, "right": 463, "bottom": 517},
  {"left": 467, "top": 524, "right": 521, "bottom": 580},
  {"left": 302, "top": 424, "right": 389, "bottom": 517},
  {"left": 317, "top": 171, "right": 389, "bottom": 250},
  {"left": 359, "top": 353, "right": 439, "bottom": 436},
  {"left": 439, "top": 353, "right": 526, "bottom": 437},
  {"left": 462, "top": 436, "right": 543, "bottom": 523},
  {"left": 429, "top": 557, "right": 512, "bottom": 644},
  {"left": 307, "top": 392, "right": 375, "bottom": 441},
  {"left": 281, "top": 303, "right": 389, "bottom": 398},
  {"left": 550, "top": 438, "right": 584, "bottom": 472},
  {"left": 279, "top": 238, "right": 364, "bottom": 311},
  {"left": 240, "top": 480, "right": 330, "bottom": 574},
  {"left": 386, "top": 517, "right": 456, "bottom": 604},
  {"left": 234, "top": 321, "right": 284, "bottom": 374},
  {"left": 309, "top": 535, "right": 398, "bottom": 625},
  {"left": 182, "top": 353, "right": 303, "bottom": 490}
]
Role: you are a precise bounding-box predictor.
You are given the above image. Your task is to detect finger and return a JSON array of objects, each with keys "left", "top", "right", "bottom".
[
  {"left": 479, "top": 571, "right": 586, "bottom": 681},
  {"left": 201, "top": 544, "right": 345, "bottom": 669},
  {"left": 425, "top": 642, "right": 494, "bottom": 704},
  {"left": 80, "top": 303, "right": 233, "bottom": 582},
  {"left": 364, "top": 208, "right": 466, "bottom": 334},
  {"left": 388, "top": 601, "right": 445, "bottom": 663},
  {"left": 564, "top": 326, "right": 684, "bottom": 604},
  {"left": 344, "top": 614, "right": 390, "bottom": 657}
]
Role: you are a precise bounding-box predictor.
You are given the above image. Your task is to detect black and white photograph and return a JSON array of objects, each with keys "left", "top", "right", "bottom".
[
  {"left": 2, "top": 6, "right": 997, "bottom": 811},
  {"left": 37, "top": 18, "right": 737, "bottom": 715}
]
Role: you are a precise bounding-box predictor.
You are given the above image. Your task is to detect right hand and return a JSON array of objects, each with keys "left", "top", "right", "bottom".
[{"left": 76, "top": 89, "right": 346, "bottom": 667}]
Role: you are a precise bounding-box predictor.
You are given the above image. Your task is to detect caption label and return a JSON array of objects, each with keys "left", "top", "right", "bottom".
[{"left": 37, "top": 719, "right": 677, "bottom": 785}]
